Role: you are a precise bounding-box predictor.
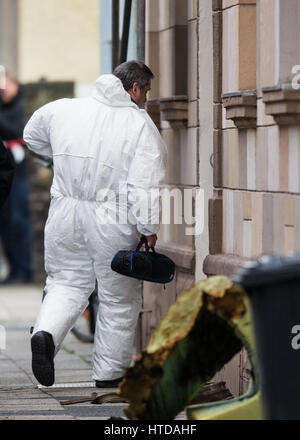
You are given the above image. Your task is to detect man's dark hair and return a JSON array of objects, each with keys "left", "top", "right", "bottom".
[{"left": 113, "top": 61, "right": 154, "bottom": 91}]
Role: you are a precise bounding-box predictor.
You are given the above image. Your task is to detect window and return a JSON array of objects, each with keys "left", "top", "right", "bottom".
[{"left": 100, "top": 0, "right": 138, "bottom": 74}]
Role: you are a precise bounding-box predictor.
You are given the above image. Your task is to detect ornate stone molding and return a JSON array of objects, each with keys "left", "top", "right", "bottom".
[
  {"left": 145, "top": 99, "right": 161, "bottom": 129},
  {"left": 160, "top": 96, "right": 188, "bottom": 128},
  {"left": 222, "top": 90, "right": 257, "bottom": 129},
  {"left": 203, "top": 254, "right": 251, "bottom": 277},
  {"left": 156, "top": 240, "right": 195, "bottom": 274},
  {"left": 262, "top": 85, "right": 300, "bottom": 125},
  {"left": 146, "top": 96, "right": 188, "bottom": 129}
]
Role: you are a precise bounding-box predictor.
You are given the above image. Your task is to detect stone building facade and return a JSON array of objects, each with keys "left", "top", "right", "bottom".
[
  {"left": 140, "top": 0, "right": 300, "bottom": 396},
  {"left": 213, "top": 0, "right": 300, "bottom": 262}
]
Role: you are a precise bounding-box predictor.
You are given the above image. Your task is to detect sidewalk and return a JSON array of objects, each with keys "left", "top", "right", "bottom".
[{"left": 0, "top": 284, "right": 186, "bottom": 420}]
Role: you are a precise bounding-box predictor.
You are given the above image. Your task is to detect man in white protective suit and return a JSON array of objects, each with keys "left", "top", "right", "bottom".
[{"left": 23, "top": 61, "right": 167, "bottom": 388}]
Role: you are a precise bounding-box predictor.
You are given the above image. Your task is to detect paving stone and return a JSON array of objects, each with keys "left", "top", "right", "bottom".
[
  {"left": 0, "top": 415, "right": 76, "bottom": 420},
  {"left": 0, "top": 399, "right": 63, "bottom": 408},
  {"left": 54, "top": 359, "right": 90, "bottom": 369},
  {"left": 44, "top": 389, "right": 100, "bottom": 398},
  {"left": 0, "top": 376, "right": 34, "bottom": 386},
  {"left": 0, "top": 410, "right": 71, "bottom": 418},
  {"left": 0, "top": 385, "right": 36, "bottom": 392},
  {"left": 76, "top": 417, "right": 110, "bottom": 420},
  {"left": 46, "top": 388, "right": 118, "bottom": 398},
  {"left": 63, "top": 405, "right": 127, "bottom": 418},
  {"left": 0, "top": 393, "right": 52, "bottom": 401}
]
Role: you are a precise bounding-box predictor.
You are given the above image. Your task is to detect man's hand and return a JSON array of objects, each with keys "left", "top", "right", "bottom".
[{"left": 142, "top": 234, "right": 157, "bottom": 249}]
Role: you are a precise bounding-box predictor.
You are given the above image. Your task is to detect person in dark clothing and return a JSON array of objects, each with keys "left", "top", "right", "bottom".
[
  {"left": 0, "top": 137, "right": 14, "bottom": 208},
  {"left": 0, "top": 73, "right": 33, "bottom": 284}
]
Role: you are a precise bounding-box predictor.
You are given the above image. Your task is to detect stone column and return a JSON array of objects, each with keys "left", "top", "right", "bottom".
[
  {"left": 222, "top": 0, "right": 257, "bottom": 129},
  {"left": 194, "top": 0, "right": 215, "bottom": 280},
  {"left": 260, "top": 0, "right": 300, "bottom": 125},
  {"left": 140, "top": 1, "right": 196, "bottom": 352},
  {"left": 146, "top": 0, "right": 190, "bottom": 247}
]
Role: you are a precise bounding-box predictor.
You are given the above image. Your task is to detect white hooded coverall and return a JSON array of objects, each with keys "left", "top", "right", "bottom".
[{"left": 23, "top": 74, "right": 167, "bottom": 381}]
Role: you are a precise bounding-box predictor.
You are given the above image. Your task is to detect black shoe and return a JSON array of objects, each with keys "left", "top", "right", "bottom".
[
  {"left": 31, "top": 331, "right": 55, "bottom": 386},
  {"left": 95, "top": 377, "right": 123, "bottom": 388}
]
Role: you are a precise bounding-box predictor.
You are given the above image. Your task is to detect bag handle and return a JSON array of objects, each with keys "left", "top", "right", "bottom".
[{"left": 136, "top": 236, "right": 156, "bottom": 255}]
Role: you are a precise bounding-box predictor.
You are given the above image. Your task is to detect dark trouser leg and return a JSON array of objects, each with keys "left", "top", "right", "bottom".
[{"left": 7, "top": 175, "right": 33, "bottom": 280}]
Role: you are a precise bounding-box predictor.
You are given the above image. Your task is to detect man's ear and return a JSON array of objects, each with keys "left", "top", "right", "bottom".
[{"left": 131, "top": 82, "right": 139, "bottom": 95}]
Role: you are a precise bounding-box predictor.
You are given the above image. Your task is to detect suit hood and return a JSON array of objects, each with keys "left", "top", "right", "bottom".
[{"left": 92, "top": 74, "right": 138, "bottom": 109}]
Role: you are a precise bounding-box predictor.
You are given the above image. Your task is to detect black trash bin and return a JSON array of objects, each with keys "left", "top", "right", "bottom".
[{"left": 233, "top": 254, "right": 300, "bottom": 420}]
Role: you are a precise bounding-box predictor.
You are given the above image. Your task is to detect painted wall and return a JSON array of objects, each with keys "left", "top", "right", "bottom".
[{"left": 18, "top": 0, "right": 100, "bottom": 83}]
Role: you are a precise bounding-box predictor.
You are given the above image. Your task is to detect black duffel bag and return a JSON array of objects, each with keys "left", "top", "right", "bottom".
[{"left": 111, "top": 236, "right": 175, "bottom": 284}]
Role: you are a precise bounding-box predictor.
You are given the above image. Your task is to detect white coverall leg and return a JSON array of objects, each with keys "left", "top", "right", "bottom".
[
  {"left": 33, "top": 199, "right": 142, "bottom": 379},
  {"left": 32, "top": 197, "right": 96, "bottom": 355},
  {"left": 86, "top": 220, "right": 142, "bottom": 380},
  {"left": 30, "top": 196, "right": 149, "bottom": 381}
]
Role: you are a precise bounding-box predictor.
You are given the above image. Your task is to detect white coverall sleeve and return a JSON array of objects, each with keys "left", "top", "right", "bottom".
[
  {"left": 23, "top": 104, "right": 53, "bottom": 158},
  {"left": 127, "top": 122, "right": 167, "bottom": 236}
]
